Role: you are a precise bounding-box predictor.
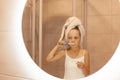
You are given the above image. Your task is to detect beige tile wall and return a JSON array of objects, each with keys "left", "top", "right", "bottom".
[
  {"left": 87, "top": 0, "right": 120, "bottom": 74},
  {"left": 87, "top": 0, "right": 111, "bottom": 15},
  {"left": 0, "top": 0, "right": 40, "bottom": 80},
  {"left": 111, "top": 0, "right": 120, "bottom": 15},
  {"left": 0, "top": 74, "right": 30, "bottom": 80},
  {"left": 87, "top": 16, "right": 112, "bottom": 34}
]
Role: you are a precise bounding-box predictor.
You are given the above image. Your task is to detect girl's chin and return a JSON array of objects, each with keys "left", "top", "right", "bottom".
[
  {"left": 70, "top": 45, "right": 78, "bottom": 48},
  {"left": 70, "top": 45, "right": 80, "bottom": 48}
]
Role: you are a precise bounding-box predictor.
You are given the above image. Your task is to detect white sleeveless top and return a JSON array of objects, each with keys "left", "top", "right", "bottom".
[{"left": 64, "top": 50, "right": 85, "bottom": 80}]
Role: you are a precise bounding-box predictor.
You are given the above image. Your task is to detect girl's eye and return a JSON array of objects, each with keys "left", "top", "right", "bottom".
[
  {"left": 68, "top": 37, "right": 72, "bottom": 39},
  {"left": 74, "top": 37, "right": 78, "bottom": 39}
]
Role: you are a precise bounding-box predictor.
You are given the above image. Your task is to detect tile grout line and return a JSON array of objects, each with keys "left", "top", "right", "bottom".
[{"left": 0, "top": 73, "right": 35, "bottom": 80}]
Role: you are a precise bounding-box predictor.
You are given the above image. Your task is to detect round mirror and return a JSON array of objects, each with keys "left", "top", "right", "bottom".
[{"left": 22, "top": 0, "right": 120, "bottom": 79}]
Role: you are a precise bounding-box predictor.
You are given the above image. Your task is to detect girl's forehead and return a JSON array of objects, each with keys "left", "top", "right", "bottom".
[{"left": 68, "top": 29, "right": 80, "bottom": 35}]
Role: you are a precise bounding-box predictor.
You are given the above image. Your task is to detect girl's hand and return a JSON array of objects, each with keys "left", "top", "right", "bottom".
[
  {"left": 76, "top": 61, "right": 85, "bottom": 69},
  {"left": 57, "top": 40, "right": 70, "bottom": 50}
]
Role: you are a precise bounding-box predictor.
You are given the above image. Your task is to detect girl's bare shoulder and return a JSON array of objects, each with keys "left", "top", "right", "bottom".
[{"left": 82, "top": 49, "right": 89, "bottom": 56}]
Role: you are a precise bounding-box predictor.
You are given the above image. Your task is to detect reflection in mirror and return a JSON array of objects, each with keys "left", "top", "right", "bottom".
[{"left": 22, "top": 0, "right": 120, "bottom": 79}]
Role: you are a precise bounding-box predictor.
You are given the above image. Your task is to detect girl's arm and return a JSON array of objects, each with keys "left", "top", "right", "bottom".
[
  {"left": 82, "top": 51, "right": 90, "bottom": 76},
  {"left": 77, "top": 51, "right": 90, "bottom": 76},
  {"left": 46, "top": 44, "right": 65, "bottom": 62}
]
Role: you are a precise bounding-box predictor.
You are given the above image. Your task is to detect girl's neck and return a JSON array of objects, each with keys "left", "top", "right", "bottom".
[
  {"left": 69, "top": 46, "right": 81, "bottom": 54},
  {"left": 71, "top": 46, "right": 81, "bottom": 51}
]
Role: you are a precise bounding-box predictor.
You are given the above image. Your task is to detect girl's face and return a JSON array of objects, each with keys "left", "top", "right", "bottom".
[{"left": 67, "top": 29, "right": 81, "bottom": 48}]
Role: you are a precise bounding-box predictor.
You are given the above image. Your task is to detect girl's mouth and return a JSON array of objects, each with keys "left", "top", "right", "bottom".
[{"left": 68, "top": 42, "right": 75, "bottom": 46}]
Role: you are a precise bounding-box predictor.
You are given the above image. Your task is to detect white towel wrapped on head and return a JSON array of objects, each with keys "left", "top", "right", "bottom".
[{"left": 58, "top": 17, "right": 85, "bottom": 47}]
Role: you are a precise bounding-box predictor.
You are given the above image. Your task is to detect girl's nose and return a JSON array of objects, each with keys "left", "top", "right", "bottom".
[{"left": 71, "top": 38, "right": 75, "bottom": 42}]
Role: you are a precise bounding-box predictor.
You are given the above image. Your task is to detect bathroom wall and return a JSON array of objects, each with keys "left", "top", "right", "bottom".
[
  {"left": 42, "top": 0, "right": 85, "bottom": 78},
  {"left": 87, "top": 0, "right": 120, "bottom": 74},
  {"left": 0, "top": 0, "right": 43, "bottom": 80},
  {"left": 21, "top": 0, "right": 120, "bottom": 79}
]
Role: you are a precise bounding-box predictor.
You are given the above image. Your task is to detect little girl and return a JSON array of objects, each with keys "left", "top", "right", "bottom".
[{"left": 46, "top": 17, "right": 90, "bottom": 80}]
